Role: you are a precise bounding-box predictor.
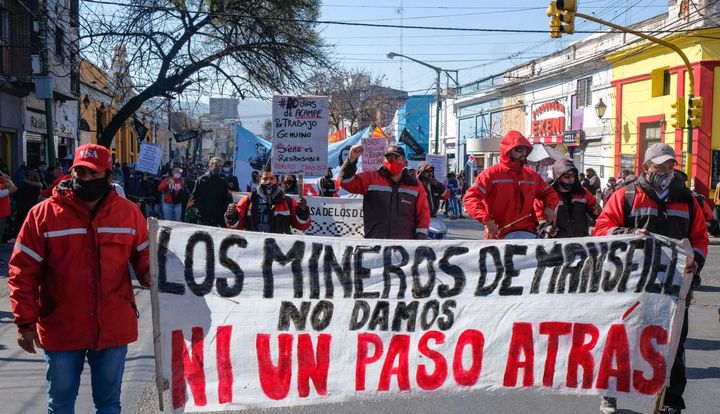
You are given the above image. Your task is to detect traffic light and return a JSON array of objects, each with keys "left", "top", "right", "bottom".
[
  {"left": 557, "top": 0, "right": 577, "bottom": 34},
  {"left": 669, "top": 97, "right": 685, "bottom": 129},
  {"left": 688, "top": 96, "right": 703, "bottom": 128},
  {"left": 547, "top": 2, "right": 561, "bottom": 38}
]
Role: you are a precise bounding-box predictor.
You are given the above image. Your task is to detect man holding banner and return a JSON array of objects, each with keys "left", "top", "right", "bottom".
[
  {"left": 8, "top": 143, "right": 150, "bottom": 413},
  {"left": 340, "top": 144, "right": 430, "bottom": 239},
  {"left": 225, "top": 164, "right": 311, "bottom": 234},
  {"left": 593, "top": 143, "right": 708, "bottom": 414},
  {"left": 464, "top": 130, "right": 558, "bottom": 239}
]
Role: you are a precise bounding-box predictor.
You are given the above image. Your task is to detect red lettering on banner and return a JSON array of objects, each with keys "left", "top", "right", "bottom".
[
  {"left": 567, "top": 323, "right": 600, "bottom": 389},
  {"left": 596, "top": 324, "right": 631, "bottom": 392},
  {"left": 297, "top": 333, "right": 331, "bottom": 397},
  {"left": 256, "top": 333, "right": 293, "bottom": 400},
  {"left": 172, "top": 327, "right": 207, "bottom": 409},
  {"left": 504, "top": 322, "right": 535, "bottom": 387},
  {"left": 379, "top": 335, "right": 411, "bottom": 391},
  {"left": 453, "top": 329, "right": 484, "bottom": 386},
  {"left": 416, "top": 331, "right": 448, "bottom": 390},
  {"left": 355, "top": 333, "right": 384, "bottom": 391},
  {"left": 633, "top": 325, "right": 668, "bottom": 394},
  {"left": 216, "top": 325, "right": 233, "bottom": 404},
  {"left": 539, "top": 322, "right": 572, "bottom": 387}
]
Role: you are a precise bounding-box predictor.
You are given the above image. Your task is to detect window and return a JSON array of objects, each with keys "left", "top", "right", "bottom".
[
  {"left": 651, "top": 67, "right": 671, "bottom": 97},
  {"left": 55, "top": 25, "right": 64, "bottom": 64},
  {"left": 0, "top": 2, "right": 9, "bottom": 45},
  {"left": 576, "top": 77, "right": 592, "bottom": 108}
]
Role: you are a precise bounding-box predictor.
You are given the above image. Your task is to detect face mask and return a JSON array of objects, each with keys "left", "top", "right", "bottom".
[
  {"left": 559, "top": 181, "right": 573, "bottom": 191},
  {"left": 260, "top": 183, "right": 278, "bottom": 195},
  {"left": 173, "top": 173, "right": 181, "bottom": 179},
  {"left": 648, "top": 171, "right": 672, "bottom": 191},
  {"left": 212, "top": 167, "right": 222, "bottom": 175},
  {"left": 72, "top": 176, "right": 110, "bottom": 202},
  {"left": 223, "top": 167, "right": 230, "bottom": 173},
  {"left": 383, "top": 159, "right": 404, "bottom": 176}
]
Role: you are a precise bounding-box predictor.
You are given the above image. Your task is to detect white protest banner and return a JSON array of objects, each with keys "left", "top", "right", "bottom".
[
  {"left": 360, "top": 138, "right": 387, "bottom": 172},
  {"left": 425, "top": 154, "right": 447, "bottom": 180},
  {"left": 272, "top": 95, "right": 329, "bottom": 176},
  {"left": 231, "top": 192, "right": 364, "bottom": 238},
  {"left": 150, "top": 222, "right": 691, "bottom": 413},
  {"left": 136, "top": 142, "right": 163, "bottom": 174}
]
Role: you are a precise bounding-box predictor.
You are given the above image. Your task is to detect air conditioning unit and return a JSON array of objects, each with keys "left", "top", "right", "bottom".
[{"left": 31, "top": 55, "right": 41, "bottom": 74}]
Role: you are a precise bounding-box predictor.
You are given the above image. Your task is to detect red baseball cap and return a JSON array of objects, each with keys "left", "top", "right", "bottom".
[{"left": 72, "top": 144, "right": 113, "bottom": 173}]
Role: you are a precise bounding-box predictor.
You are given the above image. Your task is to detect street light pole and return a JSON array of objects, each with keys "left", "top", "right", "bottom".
[{"left": 387, "top": 52, "right": 444, "bottom": 154}]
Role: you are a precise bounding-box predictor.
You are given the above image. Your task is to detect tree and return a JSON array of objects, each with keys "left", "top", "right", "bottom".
[
  {"left": 261, "top": 118, "right": 272, "bottom": 141},
  {"left": 81, "top": 0, "right": 327, "bottom": 147},
  {"left": 303, "top": 68, "right": 396, "bottom": 134}
]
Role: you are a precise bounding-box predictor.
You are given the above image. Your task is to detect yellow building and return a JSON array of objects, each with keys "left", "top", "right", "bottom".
[
  {"left": 607, "top": 28, "right": 720, "bottom": 197},
  {"left": 79, "top": 60, "right": 152, "bottom": 164}
]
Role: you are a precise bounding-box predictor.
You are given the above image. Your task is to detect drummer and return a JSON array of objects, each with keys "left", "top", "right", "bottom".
[{"left": 339, "top": 144, "right": 430, "bottom": 239}]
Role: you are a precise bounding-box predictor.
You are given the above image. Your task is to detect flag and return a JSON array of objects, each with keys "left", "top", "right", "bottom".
[
  {"left": 134, "top": 116, "right": 148, "bottom": 145},
  {"left": 328, "top": 129, "right": 347, "bottom": 144},
  {"left": 370, "top": 125, "right": 388, "bottom": 139}
]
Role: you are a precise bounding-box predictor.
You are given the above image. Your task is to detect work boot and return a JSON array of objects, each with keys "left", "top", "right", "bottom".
[
  {"left": 657, "top": 407, "right": 681, "bottom": 414},
  {"left": 600, "top": 397, "right": 617, "bottom": 414}
]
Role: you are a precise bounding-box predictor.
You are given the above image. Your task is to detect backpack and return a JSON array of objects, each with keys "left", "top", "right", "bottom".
[{"left": 622, "top": 184, "right": 694, "bottom": 227}]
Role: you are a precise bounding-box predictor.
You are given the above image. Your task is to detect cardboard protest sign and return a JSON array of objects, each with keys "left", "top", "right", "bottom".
[
  {"left": 425, "top": 154, "right": 447, "bottom": 180},
  {"left": 231, "top": 192, "right": 364, "bottom": 238},
  {"left": 271, "top": 96, "right": 329, "bottom": 176},
  {"left": 360, "top": 138, "right": 387, "bottom": 172},
  {"left": 136, "top": 142, "right": 163, "bottom": 174},
  {"left": 150, "top": 222, "right": 691, "bottom": 412}
]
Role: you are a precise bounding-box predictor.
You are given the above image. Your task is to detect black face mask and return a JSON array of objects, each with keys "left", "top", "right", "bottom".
[
  {"left": 260, "top": 183, "right": 279, "bottom": 195},
  {"left": 72, "top": 176, "right": 110, "bottom": 202},
  {"left": 559, "top": 181, "right": 574, "bottom": 191}
]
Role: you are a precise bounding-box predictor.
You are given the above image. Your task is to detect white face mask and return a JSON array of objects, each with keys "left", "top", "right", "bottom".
[{"left": 173, "top": 173, "right": 181, "bottom": 179}]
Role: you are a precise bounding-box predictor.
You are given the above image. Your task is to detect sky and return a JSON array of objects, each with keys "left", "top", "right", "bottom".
[{"left": 317, "top": 0, "right": 671, "bottom": 94}]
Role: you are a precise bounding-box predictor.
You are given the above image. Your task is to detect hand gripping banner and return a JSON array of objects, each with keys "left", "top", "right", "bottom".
[{"left": 148, "top": 220, "right": 692, "bottom": 412}]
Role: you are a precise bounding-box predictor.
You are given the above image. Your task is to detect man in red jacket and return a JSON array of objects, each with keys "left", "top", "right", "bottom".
[
  {"left": 593, "top": 143, "right": 708, "bottom": 414},
  {"left": 464, "top": 130, "right": 559, "bottom": 239},
  {"left": 8, "top": 143, "right": 149, "bottom": 413}
]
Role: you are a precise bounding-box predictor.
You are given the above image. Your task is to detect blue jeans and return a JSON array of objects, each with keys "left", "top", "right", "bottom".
[
  {"left": 162, "top": 202, "right": 182, "bottom": 221},
  {"left": 44, "top": 345, "right": 127, "bottom": 414}
]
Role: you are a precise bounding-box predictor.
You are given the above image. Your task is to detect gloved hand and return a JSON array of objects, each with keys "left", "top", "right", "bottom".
[
  {"left": 225, "top": 203, "right": 239, "bottom": 225},
  {"left": 297, "top": 197, "right": 308, "bottom": 212}
]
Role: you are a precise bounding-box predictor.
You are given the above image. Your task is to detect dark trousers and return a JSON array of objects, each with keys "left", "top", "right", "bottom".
[{"left": 663, "top": 305, "right": 689, "bottom": 410}]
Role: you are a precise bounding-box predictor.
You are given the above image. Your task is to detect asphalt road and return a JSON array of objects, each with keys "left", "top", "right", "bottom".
[{"left": 1, "top": 219, "right": 719, "bottom": 413}]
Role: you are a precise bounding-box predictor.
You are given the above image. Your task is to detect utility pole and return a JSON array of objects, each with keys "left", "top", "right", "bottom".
[{"left": 39, "top": 0, "right": 57, "bottom": 166}]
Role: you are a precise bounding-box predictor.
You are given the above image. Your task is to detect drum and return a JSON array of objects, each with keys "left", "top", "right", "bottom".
[{"left": 428, "top": 218, "right": 448, "bottom": 239}]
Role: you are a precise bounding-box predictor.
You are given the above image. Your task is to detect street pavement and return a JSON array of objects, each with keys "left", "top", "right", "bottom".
[{"left": 1, "top": 218, "right": 719, "bottom": 413}]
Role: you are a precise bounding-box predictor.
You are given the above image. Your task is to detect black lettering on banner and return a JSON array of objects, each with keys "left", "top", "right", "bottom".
[
  {"left": 618, "top": 239, "right": 647, "bottom": 292},
  {"left": 644, "top": 240, "right": 669, "bottom": 294},
  {"left": 580, "top": 242, "right": 608, "bottom": 293},
  {"left": 438, "top": 246, "right": 469, "bottom": 298},
  {"left": 158, "top": 226, "right": 185, "bottom": 295},
  {"left": 531, "top": 243, "right": 563, "bottom": 294},
  {"left": 475, "top": 246, "right": 504, "bottom": 296},
  {"left": 184, "top": 231, "right": 215, "bottom": 296},
  {"left": 307, "top": 243, "right": 324, "bottom": 299},
  {"left": 354, "top": 245, "right": 381, "bottom": 299},
  {"left": 662, "top": 241, "right": 680, "bottom": 296},
  {"left": 368, "top": 301, "right": 390, "bottom": 330},
  {"left": 262, "top": 239, "right": 305, "bottom": 298},
  {"left": 278, "top": 301, "right": 310, "bottom": 331},
  {"left": 412, "top": 246, "right": 437, "bottom": 299},
  {"left": 556, "top": 243, "right": 587, "bottom": 293},
  {"left": 310, "top": 300, "right": 334, "bottom": 331},
  {"left": 499, "top": 244, "right": 527, "bottom": 296},
  {"left": 630, "top": 238, "right": 654, "bottom": 293},
  {"left": 217, "top": 235, "right": 247, "bottom": 297},
  {"left": 602, "top": 241, "right": 627, "bottom": 292},
  {"left": 437, "top": 300, "right": 456, "bottom": 331},
  {"left": 392, "top": 301, "right": 419, "bottom": 332},
  {"left": 382, "top": 246, "right": 409, "bottom": 299},
  {"left": 323, "top": 246, "right": 354, "bottom": 298},
  {"left": 420, "top": 300, "right": 440, "bottom": 330},
  {"left": 350, "top": 300, "right": 370, "bottom": 330}
]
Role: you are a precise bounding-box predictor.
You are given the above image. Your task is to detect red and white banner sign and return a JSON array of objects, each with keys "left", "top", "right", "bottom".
[{"left": 149, "top": 221, "right": 691, "bottom": 412}]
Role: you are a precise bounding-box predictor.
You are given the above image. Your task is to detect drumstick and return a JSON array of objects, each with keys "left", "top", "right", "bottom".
[{"left": 497, "top": 214, "right": 533, "bottom": 233}]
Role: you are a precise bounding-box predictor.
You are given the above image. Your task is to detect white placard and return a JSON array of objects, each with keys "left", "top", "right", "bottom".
[
  {"left": 271, "top": 96, "right": 329, "bottom": 176},
  {"left": 360, "top": 138, "right": 387, "bottom": 172},
  {"left": 425, "top": 154, "right": 447, "bottom": 180},
  {"left": 151, "top": 224, "right": 690, "bottom": 412},
  {"left": 136, "top": 142, "right": 163, "bottom": 174}
]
